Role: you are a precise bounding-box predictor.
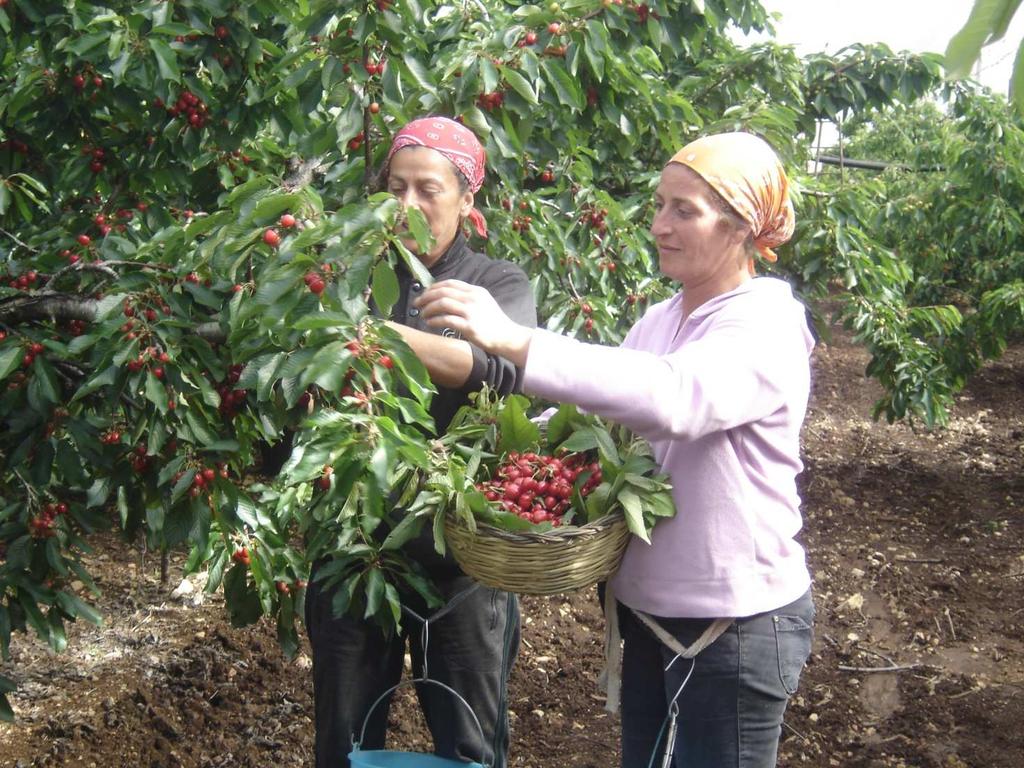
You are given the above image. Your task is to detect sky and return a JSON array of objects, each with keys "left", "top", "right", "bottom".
[{"left": 746, "top": 0, "right": 1024, "bottom": 96}]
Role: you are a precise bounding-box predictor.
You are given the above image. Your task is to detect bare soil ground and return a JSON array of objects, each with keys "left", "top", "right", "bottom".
[{"left": 2, "top": 324, "right": 1023, "bottom": 768}]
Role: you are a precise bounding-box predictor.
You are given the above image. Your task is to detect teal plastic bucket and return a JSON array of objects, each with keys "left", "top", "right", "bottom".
[
  {"left": 348, "top": 750, "right": 484, "bottom": 768},
  {"left": 348, "top": 678, "right": 489, "bottom": 768}
]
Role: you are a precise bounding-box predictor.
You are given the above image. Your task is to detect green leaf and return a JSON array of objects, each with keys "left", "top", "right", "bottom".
[
  {"left": 224, "top": 563, "right": 262, "bottom": 627},
  {"left": 394, "top": 239, "right": 434, "bottom": 288},
  {"left": 55, "top": 592, "right": 103, "bottom": 626},
  {"left": 70, "top": 365, "right": 118, "bottom": 403},
  {"left": 480, "top": 57, "right": 500, "bottom": 93},
  {"left": 148, "top": 38, "right": 181, "bottom": 83},
  {"left": 1011, "top": 38, "right": 1024, "bottom": 109},
  {"left": 501, "top": 67, "right": 539, "bottom": 105},
  {"left": 404, "top": 206, "right": 436, "bottom": 262},
  {"left": 372, "top": 260, "right": 400, "bottom": 317},
  {"left": 496, "top": 397, "right": 540, "bottom": 454},
  {"left": 541, "top": 59, "right": 585, "bottom": 110},
  {"left": 559, "top": 429, "right": 599, "bottom": 453},
  {"left": 364, "top": 567, "right": 385, "bottom": 619},
  {"left": 144, "top": 372, "right": 169, "bottom": 412},
  {"left": 381, "top": 512, "right": 426, "bottom": 551},
  {"left": 591, "top": 425, "right": 620, "bottom": 465},
  {"left": 402, "top": 53, "right": 438, "bottom": 96},
  {"left": 68, "top": 32, "right": 108, "bottom": 56},
  {"left": 618, "top": 488, "right": 649, "bottom": 543},
  {"left": 0, "top": 345, "right": 21, "bottom": 383},
  {"left": 944, "top": 0, "right": 1022, "bottom": 77},
  {"left": 991, "top": 0, "right": 1023, "bottom": 40}
]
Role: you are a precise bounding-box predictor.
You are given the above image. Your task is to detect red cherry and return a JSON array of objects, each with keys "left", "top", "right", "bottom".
[
  {"left": 525, "top": 31, "right": 538, "bottom": 45},
  {"left": 308, "top": 278, "right": 325, "bottom": 295},
  {"left": 76, "top": 234, "right": 91, "bottom": 246},
  {"left": 263, "top": 228, "right": 281, "bottom": 247},
  {"left": 369, "top": 101, "right": 380, "bottom": 114},
  {"left": 72, "top": 74, "right": 85, "bottom": 90},
  {"left": 279, "top": 213, "right": 297, "bottom": 228},
  {"left": 547, "top": 22, "right": 561, "bottom": 34},
  {"left": 215, "top": 25, "right": 229, "bottom": 39},
  {"left": 378, "top": 355, "right": 393, "bottom": 369}
]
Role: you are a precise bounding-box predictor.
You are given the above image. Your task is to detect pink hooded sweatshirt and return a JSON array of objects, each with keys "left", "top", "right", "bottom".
[{"left": 523, "top": 277, "right": 814, "bottom": 618}]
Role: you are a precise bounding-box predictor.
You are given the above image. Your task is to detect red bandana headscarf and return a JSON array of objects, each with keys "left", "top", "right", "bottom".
[
  {"left": 385, "top": 117, "right": 489, "bottom": 239},
  {"left": 670, "top": 132, "right": 795, "bottom": 273}
]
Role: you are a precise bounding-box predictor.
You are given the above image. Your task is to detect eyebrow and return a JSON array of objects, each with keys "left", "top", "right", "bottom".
[
  {"left": 389, "top": 174, "right": 447, "bottom": 187},
  {"left": 654, "top": 190, "right": 696, "bottom": 206}
]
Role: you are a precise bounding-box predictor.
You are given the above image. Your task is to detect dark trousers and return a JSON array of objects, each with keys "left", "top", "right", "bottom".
[
  {"left": 619, "top": 590, "right": 815, "bottom": 768},
  {"left": 306, "top": 564, "right": 520, "bottom": 768}
]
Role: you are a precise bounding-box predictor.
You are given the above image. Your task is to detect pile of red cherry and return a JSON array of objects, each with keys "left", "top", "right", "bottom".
[{"left": 476, "top": 451, "right": 602, "bottom": 526}]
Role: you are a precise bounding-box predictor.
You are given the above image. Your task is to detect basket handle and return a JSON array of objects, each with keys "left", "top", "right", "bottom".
[{"left": 352, "top": 677, "right": 490, "bottom": 768}]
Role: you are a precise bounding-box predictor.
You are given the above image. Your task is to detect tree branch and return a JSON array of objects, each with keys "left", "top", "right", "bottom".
[
  {"left": 0, "top": 227, "right": 40, "bottom": 254},
  {"left": 0, "top": 293, "right": 226, "bottom": 343},
  {"left": 0, "top": 293, "right": 100, "bottom": 323}
]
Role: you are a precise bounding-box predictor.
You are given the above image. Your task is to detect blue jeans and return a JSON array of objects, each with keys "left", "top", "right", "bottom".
[{"left": 619, "top": 589, "right": 814, "bottom": 768}]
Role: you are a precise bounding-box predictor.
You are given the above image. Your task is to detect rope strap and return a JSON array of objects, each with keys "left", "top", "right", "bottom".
[{"left": 599, "top": 584, "right": 732, "bottom": 714}]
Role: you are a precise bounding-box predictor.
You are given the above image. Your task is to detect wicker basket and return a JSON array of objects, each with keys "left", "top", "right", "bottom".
[{"left": 443, "top": 511, "right": 630, "bottom": 595}]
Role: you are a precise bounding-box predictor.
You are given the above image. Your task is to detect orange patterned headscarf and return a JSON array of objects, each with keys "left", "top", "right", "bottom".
[{"left": 669, "top": 132, "right": 795, "bottom": 272}]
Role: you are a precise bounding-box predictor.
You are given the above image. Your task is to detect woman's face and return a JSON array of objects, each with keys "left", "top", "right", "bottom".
[
  {"left": 650, "top": 163, "right": 750, "bottom": 290},
  {"left": 387, "top": 146, "right": 474, "bottom": 266}
]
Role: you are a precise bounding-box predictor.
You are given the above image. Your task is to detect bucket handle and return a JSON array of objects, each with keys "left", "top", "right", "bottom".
[{"left": 353, "top": 677, "right": 491, "bottom": 768}]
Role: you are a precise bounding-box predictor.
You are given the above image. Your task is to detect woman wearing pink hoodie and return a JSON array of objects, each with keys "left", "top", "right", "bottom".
[{"left": 417, "top": 132, "right": 815, "bottom": 768}]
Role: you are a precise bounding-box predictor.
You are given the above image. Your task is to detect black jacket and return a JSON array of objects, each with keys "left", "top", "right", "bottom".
[{"left": 391, "top": 232, "right": 537, "bottom": 434}]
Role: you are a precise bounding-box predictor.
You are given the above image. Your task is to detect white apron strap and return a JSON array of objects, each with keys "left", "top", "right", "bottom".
[{"left": 599, "top": 584, "right": 732, "bottom": 714}]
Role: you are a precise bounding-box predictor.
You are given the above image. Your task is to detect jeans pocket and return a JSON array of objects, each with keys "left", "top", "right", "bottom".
[{"left": 773, "top": 614, "right": 813, "bottom": 695}]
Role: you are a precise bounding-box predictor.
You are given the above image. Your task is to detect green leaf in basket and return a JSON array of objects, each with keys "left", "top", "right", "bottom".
[
  {"left": 484, "top": 508, "right": 537, "bottom": 532},
  {"left": 591, "top": 424, "right": 620, "bottom": 465},
  {"left": 582, "top": 482, "right": 612, "bottom": 522},
  {"left": 496, "top": 394, "right": 540, "bottom": 454},
  {"left": 546, "top": 403, "right": 580, "bottom": 447},
  {"left": 432, "top": 507, "right": 447, "bottom": 555},
  {"left": 559, "top": 428, "right": 599, "bottom": 454},
  {"left": 646, "top": 490, "right": 677, "bottom": 518},
  {"left": 618, "top": 488, "right": 650, "bottom": 543}
]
